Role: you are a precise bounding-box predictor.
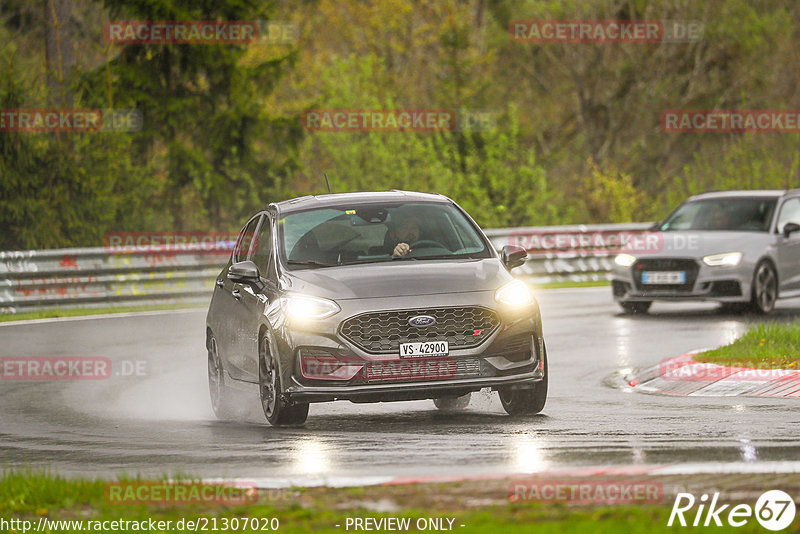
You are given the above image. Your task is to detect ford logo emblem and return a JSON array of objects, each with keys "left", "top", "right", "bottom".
[{"left": 409, "top": 315, "right": 436, "bottom": 327}]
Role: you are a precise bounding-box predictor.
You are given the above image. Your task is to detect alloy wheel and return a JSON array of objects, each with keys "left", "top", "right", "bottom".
[{"left": 754, "top": 262, "right": 777, "bottom": 313}]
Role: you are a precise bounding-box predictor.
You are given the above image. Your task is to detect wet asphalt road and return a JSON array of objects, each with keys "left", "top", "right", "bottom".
[{"left": 2, "top": 287, "right": 800, "bottom": 483}]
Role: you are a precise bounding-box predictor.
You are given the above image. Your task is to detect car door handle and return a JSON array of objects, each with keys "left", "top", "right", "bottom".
[
  {"left": 231, "top": 289, "right": 241, "bottom": 300},
  {"left": 216, "top": 279, "right": 224, "bottom": 288}
]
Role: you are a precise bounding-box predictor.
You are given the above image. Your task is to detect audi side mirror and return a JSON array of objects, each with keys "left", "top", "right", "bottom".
[
  {"left": 783, "top": 222, "right": 800, "bottom": 238},
  {"left": 501, "top": 245, "right": 527, "bottom": 270}
]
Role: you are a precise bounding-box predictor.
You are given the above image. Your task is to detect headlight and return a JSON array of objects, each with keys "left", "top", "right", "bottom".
[
  {"left": 614, "top": 253, "right": 636, "bottom": 267},
  {"left": 703, "top": 252, "right": 742, "bottom": 267},
  {"left": 495, "top": 279, "right": 534, "bottom": 307},
  {"left": 281, "top": 295, "right": 340, "bottom": 320}
]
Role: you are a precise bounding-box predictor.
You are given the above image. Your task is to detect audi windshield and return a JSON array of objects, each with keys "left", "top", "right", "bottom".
[
  {"left": 658, "top": 197, "right": 777, "bottom": 232},
  {"left": 280, "top": 202, "right": 492, "bottom": 269}
]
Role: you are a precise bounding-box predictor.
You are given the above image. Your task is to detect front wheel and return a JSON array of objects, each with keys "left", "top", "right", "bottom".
[
  {"left": 259, "top": 334, "right": 309, "bottom": 426},
  {"left": 499, "top": 345, "right": 548, "bottom": 416},
  {"left": 749, "top": 261, "right": 777, "bottom": 314}
]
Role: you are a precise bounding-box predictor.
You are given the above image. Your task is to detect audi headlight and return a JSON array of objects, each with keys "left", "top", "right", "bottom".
[
  {"left": 614, "top": 253, "right": 637, "bottom": 267},
  {"left": 702, "top": 252, "right": 742, "bottom": 267},
  {"left": 281, "top": 295, "right": 340, "bottom": 320},
  {"left": 495, "top": 279, "right": 534, "bottom": 307}
]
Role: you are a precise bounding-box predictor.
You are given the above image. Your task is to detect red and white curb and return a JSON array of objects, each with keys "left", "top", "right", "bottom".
[{"left": 622, "top": 351, "right": 800, "bottom": 398}]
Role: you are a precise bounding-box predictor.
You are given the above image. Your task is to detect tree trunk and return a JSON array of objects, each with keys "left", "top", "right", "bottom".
[{"left": 43, "top": 0, "right": 74, "bottom": 107}]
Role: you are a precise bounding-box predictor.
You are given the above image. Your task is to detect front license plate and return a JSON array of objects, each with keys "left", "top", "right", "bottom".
[
  {"left": 642, "top": 271, "right": 686, "bottom": 284},
  {"left": 399, "top": 341, "right": 449, "bottom": 358}
]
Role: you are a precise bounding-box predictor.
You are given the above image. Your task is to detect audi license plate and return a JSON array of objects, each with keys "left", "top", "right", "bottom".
[
  {"left": 399, "top": 341, "right": 449, "bottom": 358},
  {"left": 642, "top": 271, "right": 686, "bottom": 284}
]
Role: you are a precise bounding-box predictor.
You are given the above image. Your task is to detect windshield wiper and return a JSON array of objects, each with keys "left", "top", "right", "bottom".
[
  {"left": 286, "top": 260, "right": 337, "bottom": 269},
  {"left": 337, "top": 257, "right": 399, "bottom": 266},
  {"left": 408, "top": 254, "right": 478, "bottom": 261}
]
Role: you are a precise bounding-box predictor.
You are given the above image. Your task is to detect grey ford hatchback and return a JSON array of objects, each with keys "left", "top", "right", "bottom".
[{"left": 205, "top": 191, "right": 548, "bottom": 425}]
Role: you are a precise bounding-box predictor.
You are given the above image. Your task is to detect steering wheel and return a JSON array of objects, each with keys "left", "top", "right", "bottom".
[{"left": 410, "top": 239, "right": 447, "bottom": 250}]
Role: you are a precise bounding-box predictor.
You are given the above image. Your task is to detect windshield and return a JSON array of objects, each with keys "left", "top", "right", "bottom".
[
  {"left": 659, "top": 197, "right": 777, "bottom": 232},
  {"left": 279, "top": 202, "right": 491, "bottom": 269}
]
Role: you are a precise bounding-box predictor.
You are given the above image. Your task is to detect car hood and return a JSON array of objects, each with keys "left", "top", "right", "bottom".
[
  {"left": 282, "top": 258, "right": 512, "bottom": 300},
  {"left": 643, "top": 231, "right": 773, "bottom": 258}
]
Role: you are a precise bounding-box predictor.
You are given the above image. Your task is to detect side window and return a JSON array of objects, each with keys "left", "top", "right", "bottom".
[
  {"left": 776, "top": 199, "right": 800, "bottom": 234},
  {"left": 251, "top": 217, "right": 273, "bottom": 276},
  {"left": 234, "top": 215, "right": 262, "bottom": 263}
]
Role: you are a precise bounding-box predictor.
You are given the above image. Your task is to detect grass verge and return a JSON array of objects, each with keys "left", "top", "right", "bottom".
[
  {"left": 694, "top": 321, "right": 800, "bottom": 369},
  {"left": 0, "top": 303, "right": 205, "bottom": 323}
]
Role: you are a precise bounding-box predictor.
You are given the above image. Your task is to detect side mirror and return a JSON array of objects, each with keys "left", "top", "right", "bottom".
[
  {"left": 783, "top": 222, "right": 800, "bottom": 238},
  {"left": 501, "top": 245, "right": 527, "bottom": 270},
  {"left": 648, "top": 221, "right": 661, "bottom": 231},
  {"left": 227, "top": 260, "right": 261, "bottom": 288}
]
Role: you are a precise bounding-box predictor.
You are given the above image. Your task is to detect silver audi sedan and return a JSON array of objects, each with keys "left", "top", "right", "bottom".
[{"left": 612, "top": 190, "right": 800, "bottom": 314}]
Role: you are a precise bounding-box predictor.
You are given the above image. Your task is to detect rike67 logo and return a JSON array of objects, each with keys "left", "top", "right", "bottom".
[{"left": 668, "top": 490, "right": 797, "bottom": 531}]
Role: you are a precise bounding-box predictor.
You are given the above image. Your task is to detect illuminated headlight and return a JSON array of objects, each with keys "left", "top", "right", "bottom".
[
  {"left": 703, "top": 252, "right": 742, "bottom": 267},
  {"left": 281, "top": 295, "right": 340, "bottom": 320},
  {"left": 495, "top": 279, "right": 534, "bottom": 307},
  {"left": 614, "top": 253, "right": 637, "bottom": 267}
]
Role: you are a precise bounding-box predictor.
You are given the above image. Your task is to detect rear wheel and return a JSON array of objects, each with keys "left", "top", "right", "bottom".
[
  {"left": 433, "top": 393, "right": 471, "bottom": 411},
  {"left": 259, "top": 333, "right": 309, "bottom": 426},
  {"left": 619, "top": 301, "right": 652, "bottom": 315},
  {"left": 499, "top": 345, "right": 548, "bottom": 416},
  {"left": 749, "top": 261, "right": 777, "bottom": 314},
  {"left": 207, "top": 335, "right": 235, "bottom": 420}
]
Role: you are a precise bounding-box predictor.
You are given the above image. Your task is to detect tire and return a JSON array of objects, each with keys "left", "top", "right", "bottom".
[
  {"left": 619, "top": 301, "right": 652, "bottom": 315},
  {"left": 499, "top": 345, "right": 548, "bottom": 416},
  {"left": 749, "top": 260, "right": 778, "bottom": 314},
  {"left": 259, "top": 333, "right": 309, "bottom": 426},
  {"left": 433, "top": 393, "right": 471, "bottom": 411},
  {"left": 207, "top": 335, "right": 236, "bottom": 420}
]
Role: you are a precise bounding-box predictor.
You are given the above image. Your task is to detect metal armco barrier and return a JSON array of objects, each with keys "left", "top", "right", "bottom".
[{"left": 1, "top": 223, "right": 651, "bottom": 314}]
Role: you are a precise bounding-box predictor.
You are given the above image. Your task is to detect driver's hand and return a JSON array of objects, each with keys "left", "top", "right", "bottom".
[{"left": 393, "top": 243, "right": 411, "bottom": 257}]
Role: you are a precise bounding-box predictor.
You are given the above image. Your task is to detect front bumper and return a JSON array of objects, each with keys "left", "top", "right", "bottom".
[
  {"left": 611, "top": 257, "right": 753, "bottom": 303},
  {"left": 287, "top": 367, "right": 544, "bottom": 403},
  {"left": 271, "top": 291, "right": 545, "bottom": 403}
]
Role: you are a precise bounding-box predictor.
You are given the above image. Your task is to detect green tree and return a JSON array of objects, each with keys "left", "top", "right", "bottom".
[{"left": 93, "top": 0, "right": 302, "bottom": 230}]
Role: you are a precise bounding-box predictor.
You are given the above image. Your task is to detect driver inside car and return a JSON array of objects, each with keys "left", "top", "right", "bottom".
[{"left": 388, "top": 216, "right": 422, "bottom": 257}]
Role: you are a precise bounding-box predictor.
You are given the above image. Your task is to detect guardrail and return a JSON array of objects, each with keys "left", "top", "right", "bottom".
[{"left": 0, "top": 223, "right": 651, "bottom": 314}]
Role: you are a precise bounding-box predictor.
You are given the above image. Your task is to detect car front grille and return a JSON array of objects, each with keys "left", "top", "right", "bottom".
[
  {"left": 633, "top": 258, "right": 699, "bottom": 292},
  {"left": 340, "top": 306, "right": 500, "bottom": 354},
  {"left": 361, "top": 357, "right": 483, "bottom": 383}
]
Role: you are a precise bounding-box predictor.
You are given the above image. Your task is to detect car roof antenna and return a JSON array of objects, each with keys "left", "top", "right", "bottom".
[{"left": 323, "top": 171, "right": 332, "bottom": 194}]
